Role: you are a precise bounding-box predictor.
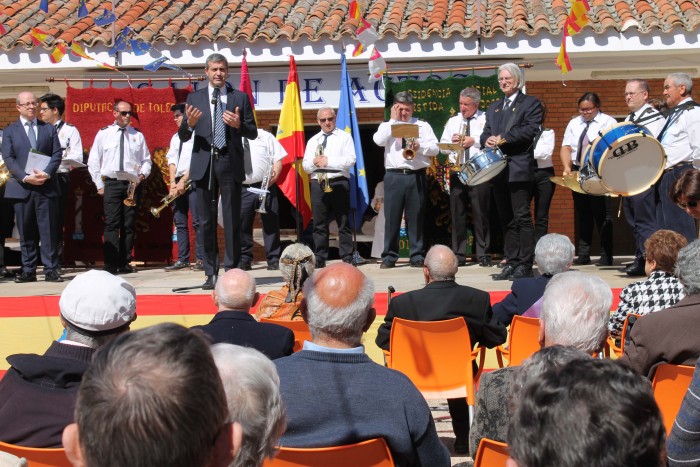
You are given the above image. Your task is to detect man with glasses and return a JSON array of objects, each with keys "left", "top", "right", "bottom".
[
  {"left": 1, "top": 92, "right": 63, "bottom": 282},
  {"left": 302, "top": 107, "right": 356, "bottom": 268},
  {"left": 87, "top": 100, "right": 151, "bottom": 275},
  {"left": 38, "top": 93, "right": 84, "bottom": 274}
]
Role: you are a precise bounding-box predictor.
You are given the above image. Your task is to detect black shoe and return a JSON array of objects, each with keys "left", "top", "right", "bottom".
[
  {"left": 45, "top": 270, "right": 64, "bottom": 282},
  {"left": 202, "top": 275, "right": 216, "bottom": 290},
  {"left": 479, "top": 257, "right": 492, "bottom": 267},
  {"left": 342, "top": 256, "right": 353, "bottom": 264},
  {"left": 267, "top": 261, "right": 279, "bottom": 271},
  {"left": 118, "top": 265, "right": 137, "bottom": 274},
  {"left": 0, "top": 267, "right": 16, "bottom": 278},
  {"left": 315, "top": 259, "right": 326, "bottom": 269},
  {"left": 379, "top": 260, "right": 395, "bottom": 269},
  {"left": 457, "top": 258, "right": 468, "bottom": 267},
  {"left": 238, "top": 262, "right": 252, "bottom": 271},
  {"left": 352, "top": 255, "right": 368, "bottom": 266},
  {"left": 492, "top": 264, "right": 515, "bottom": 280},
  {"left": 497, "top": 259, "right": 508, "bottom": 268},
  {"left": 14, "top": 271, "right": 37, "bottom": 283},
  {"left": 454, "top": 438, "right": 469, "bottom": 455},
  {"left": 410, "top": 259, "right": 424, "bottom": 268},
  {"left": 595, "top": 256, "right": 613, "bottom": 267},
  {"left": 573, "top": 256, "right": 591, "bottom": 265},
  {"left": 510, "top": 264, "right": 534, "bottom": 280},
  {"left": 625, "top": 259, "right": 646, "bottom": 277},
  {"left": 192, "top": 260, "right": 204, "bottom": 271},
  {"left": 165, "top": 260, "right": 190, "bottom": 271}
]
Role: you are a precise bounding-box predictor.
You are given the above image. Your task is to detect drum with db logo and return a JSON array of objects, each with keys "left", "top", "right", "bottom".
[
  {"left": 578, "top": 145, "right": 610, "bottom": 195},
  {"left": 588, "top": 122, "right": 666, "bottom": 196},
  {"left": 460, "top": 147, "right": 507, "bottom": 186}
]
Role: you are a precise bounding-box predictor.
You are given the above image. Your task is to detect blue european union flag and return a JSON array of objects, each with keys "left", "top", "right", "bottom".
[
  {"left": 77, "top": 0, "right": 88, "bottom": 18},
  {"left": 108, "top": 27, "right": 130, "bottom": 55},
  {"left": 39, "top": 0, "right": 48, "bottom": 13},
  {"left": 94, "top": 9, "right": 117, "bottom": 27},
  {"left": 336, "top": 53, "right": 369, "bottom": 231}
]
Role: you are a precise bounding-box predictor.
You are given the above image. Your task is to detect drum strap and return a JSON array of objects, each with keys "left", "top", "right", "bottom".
[
  {"left": 631, "top": 107, "right": 662, "bottom": 126},
  {"left": 657, "top": 101, "right": 700, "bottom": 141}
]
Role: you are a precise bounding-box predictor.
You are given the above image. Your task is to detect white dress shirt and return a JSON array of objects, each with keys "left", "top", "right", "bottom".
[
  {"left": 627, "top": 103, "right": 665, "bottom": 137},
  {"left": 373, "top": 117, "right": 439, "bottom": 170},
  {"left": 534, "top": 128, "right": 555, "bottom": 169},
  {"left": 165, "top": 131, "right": 195, "bottom": 178},
  {"left": 302, "top": 128, "right": 356, "bottom": 180},
  {"left": 88, "top": 123, "right": 152, "bottom": 190},
  {"left": 55, "top": 120, "right": 84, "bottom": 174},
  {"left": 659, "top": 97, "right": 700, "bottom": 169},
  {"left": 244, "top": 128, "right": 287, "bottom": 184},
  {"left": 440, "top": 111, "right": 486, "bottom": 164},
  {"left": 562, "top": 112, "right": 618, "bottom": 166}
]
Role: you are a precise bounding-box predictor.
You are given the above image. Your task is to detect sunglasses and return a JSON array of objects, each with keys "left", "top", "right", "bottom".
[
  {"left": 119, "top": 111, "right": 133, "bottom": 117},
  {"left": 678, "top": 200, "right": 699, "bottom": 209},
  {"left": 319, "top": 117, "right": 335, "bottom": 123}
]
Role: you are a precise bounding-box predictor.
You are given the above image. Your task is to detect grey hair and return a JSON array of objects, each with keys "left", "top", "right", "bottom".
[
  {"left": 206, "top": 53, "right": 229, "bottom": 69},
  {"left": 316, "top": 107, "right": 336, "bottom": 119},
  {"left": 65, "top": 328, "right": 120, "bottom": 349},
  {"left": 424, "top": 244, "right": 458, "bottom": 281},
  {"left": 303, "top": 270, "right": 375, "bottom": 347},
  {"left": 393, "top": 91, "right": 414, "bottom": 105},
  {"left": 540, "top": 271, "right": 611, "bottom": 354},
  {"left": 675, "top": 239, "right": 700, "bottom": 295},
  {"left": 626, "top": 79, "right": 650, "bottom": 94},
  {"left": 668, "top": 72, "right": 694, "bottom": 94},
  {"left": 535, "top": 233, "right": 575, "bottom": 275},
  {"left": 215, "top": 271, "right": 256, "bottom": 310},
  {"left": 498, "top": 63, "right": 525, "bottom": 90},
  {"left": 211, "top": 344, "right": 286, "bottom": 467},
  {"left": 460, "top": 87, "right": 481, "bottom": 104}
]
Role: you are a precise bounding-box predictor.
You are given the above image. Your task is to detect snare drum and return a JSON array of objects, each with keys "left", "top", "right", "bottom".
[
  {"left": 461, "top": 147, "right": 507, "bottom": 186},
  {"left": 588, "top": 122, "right": 666, "bottom": 196},
  {"left": 578, "top": 164, "right": 609, "bottom": 196}
]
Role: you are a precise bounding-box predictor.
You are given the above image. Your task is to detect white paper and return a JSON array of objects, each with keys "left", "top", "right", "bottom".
[
  {"left": 63, "top": 159, "right": 86, "bottom": 168},
  {"left": 24, "top": 149, "right": 50, "bottom": 173},
  {"left": 115, "top": 171, "right": 139, "bottom": 183}
]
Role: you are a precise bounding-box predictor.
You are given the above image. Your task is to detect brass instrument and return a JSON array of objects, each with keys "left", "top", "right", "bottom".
[
  {"left": 315, "top": 144, "right": 333, "bottom": 193},
  {"left": 123, "top": 180, "right": 137, "bottom": 206},
  {"left": 391, "top": 124, "right": 419, "bottom": 161},
  {"left": 253, "top": 160, "right": 273, "bottom": 214},
  {"left": 0, "top": 162, "right": 9, "bottom": 188},
  {"left": 150, "top": 180, "right": 193, "bottom": 217}
]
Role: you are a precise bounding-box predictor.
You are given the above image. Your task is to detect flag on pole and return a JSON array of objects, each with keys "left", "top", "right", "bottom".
[
  {"left": 336, "top": 52, "right": 369, "bottom": 231},
  {"left": 349, "top": 0, "right": 362, "bottom": 20},
  {"left": 276, "top": 56, "right": 312, "bottom": 229},
  {"left": 239, "top": 51, "right": 258, "bottom": 125},
  {"left": 555, "top": 25, "right": 572, "bottom": 74},
  {"left": 566, "top": 0, "right": 591, "bottom": 35},
  {"left": 30, "top": 28, "right": 50, "bottom": 46},
  {"left": 368, "top": 46, "right": 387, "bottom": 82},
  {"left": 70, "top": 41, "right": 93, "bottom": 60},
  {"left": 50, "top": 43, "right": 67, "bottom": 63}
]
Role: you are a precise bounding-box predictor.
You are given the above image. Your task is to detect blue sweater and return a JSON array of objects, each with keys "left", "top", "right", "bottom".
[{"left": 275, "top": 350, "right": 451, "bottom": 467}]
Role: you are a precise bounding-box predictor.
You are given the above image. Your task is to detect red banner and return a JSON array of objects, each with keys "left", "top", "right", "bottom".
[{"left": 63, "top": 85, "right": 191, "bottom": 264}]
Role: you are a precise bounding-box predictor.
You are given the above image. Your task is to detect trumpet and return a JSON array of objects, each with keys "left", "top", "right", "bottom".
[
  {"left": 123, "top": 180, "right": 137, "bottom": 206},
  {"left": 454, "top": 123, "right": 468, "bottom": 168},
  {"left": 0, "top": 162, "right": 9, "bottom": 188},
  {"left": 151, "top": 180, "right": 193, "bottom": 217},
  {"left": 315, "top": 144, "right": 333, "bottom": 193},
  {"left": 255, "top": 161, "right": 273, "bottom": 214},
  {"left": 403, "top": 138, "right": 416, "bottom": 161},
  {"left": 391, "top": 123, "right": 420, "bottom": 161}
]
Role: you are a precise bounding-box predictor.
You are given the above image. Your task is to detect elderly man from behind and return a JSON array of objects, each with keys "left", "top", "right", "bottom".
[
  {"left": 194, "top": 268, "right": 294, "bottom": 359},
  {"left": 469, "top": 271, "right": 611, "bottom": 456},
  {"left": 275, "top": 263, "right": 450, "bottom": 466},
  {"left": 492, "top": 233, "right": 574, "bottom": 326},
  {"left": 62, "top": 323, "right": 241, "bottom": 467},
  {"left": 621, "top": 239, "right": 700, "bottom": 378},
  {"left": 212, "top": 344, "right": 286, "bottom": 467},
  {"left": 375, "top": 244, "right": 506, "bottom": 454},
  {"left": 0, "top": 270, "right": 136, "bottom": 447}
]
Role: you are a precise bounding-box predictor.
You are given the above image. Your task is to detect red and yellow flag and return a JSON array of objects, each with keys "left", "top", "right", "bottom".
[
  {"left": 566, "top": 0, "right": 591, "bottom": 35},
  {"left": 30, "top": 28, "right": 49, "bottom": 46},
  {"left": 239, "top": 51, "right": 258, "bottom": 125},
  {"left": 555, "top": 25, "right": 572, "bottom": 74},
  {"left": 276, "top": 56, "right": 312, "bottom": 229},
  {"left": 70, "top": 41, "right": 93, "bottom": 60},
  {"left": 49, "top": 43, "right": 67, "bottom": 63},
  {"left": 349, "top": 0, "right": 361, "bottom": 20}
]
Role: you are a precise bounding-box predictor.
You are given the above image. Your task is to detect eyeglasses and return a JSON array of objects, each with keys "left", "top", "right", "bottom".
[
  {"left": 498, "top": 77, "right": 514, "bottom": 83},
  {"left": 39, "top": 107, "right": 51, "bottom": 112},
  {"left": 677, "top": 200, "right": 699, "bottom": 209},
  {"left": 119, "top": 111, "right": 133, "bottom": 117},
  {"left": 319, "top": 117, "right": 335, "bottom": 123},
  {"left": 18, "top": 102, "right": 38, "bottom": 108},
  {"left": 624, "top": 91, "right": 643, "bottom": 97},
  {"left": 173, "top": 113, "right": 183, "bottom": 119},
  {"left": 579, "top": 107, "right": 597, "bottom": 113}
]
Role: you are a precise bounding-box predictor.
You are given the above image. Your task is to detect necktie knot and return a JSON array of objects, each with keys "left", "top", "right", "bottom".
[
  {"left": 321, "top": 133, "right": 330, "bottom": 148},
  {"left": 629, "top": 112, "right": 636, "bottom": 121}
]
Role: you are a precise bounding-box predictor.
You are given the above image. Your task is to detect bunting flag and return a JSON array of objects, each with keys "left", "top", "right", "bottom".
[
  {"left": 555, "top": 24, "right": 572, "bottom": 74},
  {"left": 337, "top": 53, "right": 369, "bottom": 231},
  {"left": 143, "top": 56, "right": 180, "bottom": 72},
  {"left": 94, "top": 9, "right": 117, "bottom": 27},
  {"left": 129, "top": 38, "right": 152, "bottom": 56},
  {"left": 239, "top": 51, "right": 258, "bottom": 125},
  {"left": 97, "top": 62, "right": 118, "bottom": 71},
  {"left": 77, "top": 0, "right": 88, "bottom": 18},
  {"left": 49, "top": 43, "right": 67, "bottom": 63},
  {"left": 276, "top": 56, "right": 312, "bottom": 229},
  {"left": 368, "top": 46, "right": 387, "bottom": 82},
  {"left": 566, "top": 0, "right": 591, "bottom": 35},
  {"left": 352, "top": 42, "right": 364, "bottom": 57},
  {"left": 70, "top": 41, "right": 92, "bottom": 60},
  {"left": 0, "top": 24, "right": 7, "bottom": 36},
  {"left": 30, "top": 28, "right": 49, "bottom": 46},
  {"left": 349, "top": 0, "right": 362, "bottom": 20},
  {"left": 40, "top": 0, "right": 49, "bottom": 13},
  {"left": 109, "top": 27, "right": 131, "bottom": 55},
  {"left": 355, "top": 18, "right": 378, "bottom": 48}
]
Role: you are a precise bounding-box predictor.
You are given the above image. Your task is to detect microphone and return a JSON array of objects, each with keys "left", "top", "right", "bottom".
[{"left": 211, "top": 87, "right": 220, "bottom": 105}]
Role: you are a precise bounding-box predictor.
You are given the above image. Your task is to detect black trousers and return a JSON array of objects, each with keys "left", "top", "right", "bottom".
[
  {"left": 492, "top": 171, "right": 535, "bottom": 267},
  {"left": 532, "top": 167, "right": 555, "bottom": 243},
  {"left": 623, "top": 185, "right": 658, "bottom": 260},
  {"left": 240, "top": 184, "right": 281, "bottom": 264},
  {"left": 14, "top": 191, "right": 59, "bottom": 274},
  {"left": 103, "top": 179, "right": 138, "bottom": 271},
  {"left": 173, "top": 186, "right": 202, "bottom": 263},
  {"left": 656, "top": 164, "right": 697, "bottom": 242},
  {"left": 572, "top": 191, "right": 613, "bottom": 258},
  {"left": 54, "top": 172, "right": 70, "bottom": 265},
  {"left": 383, "top": 170, "right": 427, "bottom": 263},
  {"left": 450, "top": 172, "right": 491, "bottom": 261},
  {"left": 0, "top": 184, "right": 11, "bottom": 268},
  {"left": 310, "top": 177, "right": 353, "bottom": 261}
]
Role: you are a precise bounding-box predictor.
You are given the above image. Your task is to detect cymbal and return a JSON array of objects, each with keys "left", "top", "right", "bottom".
[{"left": 550, "top": 173, "right": 586, "bottom": 194}]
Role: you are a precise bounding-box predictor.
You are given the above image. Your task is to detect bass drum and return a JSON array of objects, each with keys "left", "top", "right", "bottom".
[{"left": 460, "top": 147, "right": 507, "bottom": 186}]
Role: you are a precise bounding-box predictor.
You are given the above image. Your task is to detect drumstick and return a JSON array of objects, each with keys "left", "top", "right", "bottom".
[{"left": 617, "top": 197, "right": 623, "bottom": 218}]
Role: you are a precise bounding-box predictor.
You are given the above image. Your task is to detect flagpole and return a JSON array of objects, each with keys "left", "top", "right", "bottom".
[{"left": 294, "top": 160, "right": 302, "bottom": 242}]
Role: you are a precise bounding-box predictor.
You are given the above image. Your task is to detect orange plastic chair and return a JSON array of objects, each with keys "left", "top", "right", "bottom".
[
  {"left": 262, "top": 438, "right": 394, "bottom": 467},
  {"left": 651, "top": 363, "right": 695, "bottom": 433},
  {"left": 386, "top": 317, "right": 484, "bottom": 422},
  {"left": 473, "top": 438, "right": 509, "bottom": 467},
  {"left": 496, "top": 316, "right": 541, "bottom": 368},
  {"left": 260, "top": 318, "right": 312, "bottom": 353},
  {"left": 0, "top": 440, "right": 70, "bottom": 467},
  {"left": 606, "top": 313, "right": 641, "bottom": 358}
]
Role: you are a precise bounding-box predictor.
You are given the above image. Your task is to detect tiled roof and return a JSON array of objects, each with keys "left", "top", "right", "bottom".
[{"left": 1, "top": 0, "right": 700, "bottom": 51}]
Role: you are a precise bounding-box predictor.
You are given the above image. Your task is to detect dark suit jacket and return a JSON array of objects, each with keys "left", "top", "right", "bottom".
[
  {"left": 619, "top": 294, "right": 700, "bottom": 378},
  {"left": 375, "top": 281, "right": 507, "bottom": 351},
  {"left": 194, "top": 310, "right": 295, "bottom": 360},
  {"left": 492, "top": 275, "right": 551, "bottom": 326},
  {"left": 480, "top": 92, "right": 543, "bottom": 182},
  {"left": 178, "top": 86, "right": 257, "bottom": 182},
  {"left": 2, "top": 119, "right": 62, "bottom": 199}
]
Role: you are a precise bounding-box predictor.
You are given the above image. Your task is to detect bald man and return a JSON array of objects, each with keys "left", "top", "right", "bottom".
[
  {"left": 275, "top": 263, "right": 450, "bottom": 466},
  {"left": 193, "top": 268, "right": 294, "bottom": 359}
]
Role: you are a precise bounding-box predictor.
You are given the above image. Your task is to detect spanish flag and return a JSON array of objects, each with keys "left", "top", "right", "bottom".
[
  {"left": 276, "top": 56, "right": 312, "bottom": 229},
  {"left": 30, "top": 28, "right": 49, "bottom": 46},
  {"left": 349, "top": 0, "right": 361, "bottom": 20},
  {"left": 49, "top": 43, "right": 67, "bottom": 64},
  {"left": 555, "top": 25, "right": 572, "bottom": 74},
  {"left": 566, "top": 0, "right": 591, "bottom": 35},
  {"left": 239, "top": 51, "right": 258, "bottom": 125},
  {"left": 70, "top": 41, "right": 93, "bottom": 60}
]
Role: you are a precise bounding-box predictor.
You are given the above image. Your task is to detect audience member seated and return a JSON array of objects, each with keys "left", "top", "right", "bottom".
[
  {"left": 275, "top": 263, "right": 450, "bottom": 466},
  {"left": 608, "top": 229, "right": 687, "bottom": 339},
  {"left": 469, "top": 271, "right": 611, "bottom": 456},
  {"left": 492, "top": 233, "right": 574, "bottom": 326},
  {"left": 194, "top": 268, "right": 294, "bottom": 359},
  {"left": 621, "top": 239, "right": 700, "bottom": 378},
  {"left": 670, "top": 168, "right": 700, "bottom": 221},
  {"left": 255, "top": 243, "right": 315, "bottom": 321},
  {"left": 506, "top": 359, "right": 666, "bottom": 467},
  {"left": 667, "top": 358, "right": 700, "bottom": 466},
  {"left": 62, "top": 323, "right": 241, "bottom": 467},
  {"left": 375, "top": 244, "right": 506, "bottom": 454},
  {"left": 0, "top": 270, "right": 136, "bottom": 448},
  {"left": 212, "top": 344, "right": 286, "bottom": 467}
]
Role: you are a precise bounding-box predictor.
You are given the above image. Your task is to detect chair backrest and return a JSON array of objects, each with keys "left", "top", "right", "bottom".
[
  {"left": 388, "top": 317, "right": 475, "bottom": 402},
  {"left": 651, "top": 363, "right": 695, "bottom": 433},
  {"left": 473, "top": 438, "right": 509, "bottom": 467},
  {"left": 260, "top": 318, "right": 312, "bottom": 352},
  {"left": 504, "top": 316, "right": 541, "bottom": 367},
  {"left": 263, "top": 438, "right": 394, "bottom": 467},
  {"left": 0, "top": 441, "right": 70, "bottom": 467}
]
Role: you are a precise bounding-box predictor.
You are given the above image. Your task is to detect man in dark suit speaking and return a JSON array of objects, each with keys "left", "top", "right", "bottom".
[
  {"left": 179, "top": 53, "right": 257, "bottom": 290},
  {"left": 2, "top": 91, "right": 63, "bottom": 283},
  {"left": 481, "top": 63, "right": 543, "bottom": 280},
  {"left": 375, "top": 244, "right": 507, "bottom": 454}
]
